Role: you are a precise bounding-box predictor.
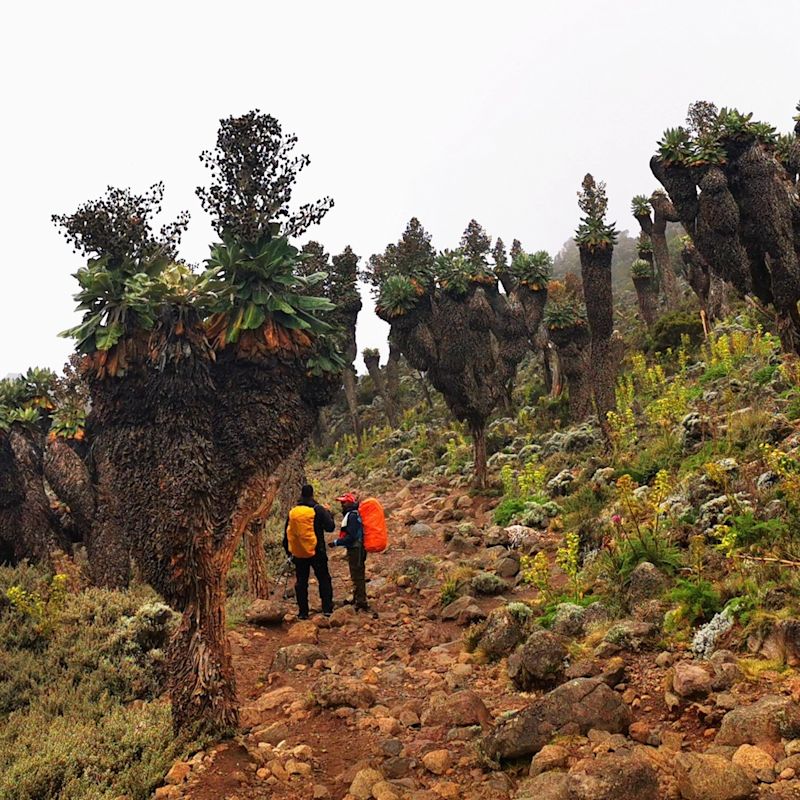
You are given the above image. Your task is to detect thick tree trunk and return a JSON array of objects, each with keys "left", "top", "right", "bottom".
[
  {"left": 550, "top": 325, "right": 592, "bottom": 421},
  {"left": 651, "top": 194, "right": 681, "bottom": 310},
  {"left": 245, "top": 523, "right": 270, "bottom": 599},
  {"left": 417, "top": 371, "right": 435, "bottom": 409},
  {"left": 43, "top": 436, "right": 95, "bottom": 542},
  {"left": 632, "top": 276, "right": 658, "bottom": 328},
  {"left": 579, "top": 244, "right": 618, "bottom": 435},
  {"left": 385, "top": 341, "right": 402, "bottom": 428},
  {"left": 341, "top": 367, "right": 362, "bottom": 441},
  {"left": 545, "top": 342, "right": 563, "bottom": 397},
  {"left": 470, "top": 421, "right": 488, "bottom": 489},
  {"left": 169, "top": 536, "right": 238, "bottom": 734},
  {"left": 3, "top": 429, "right": 65, "bottom": 566}
]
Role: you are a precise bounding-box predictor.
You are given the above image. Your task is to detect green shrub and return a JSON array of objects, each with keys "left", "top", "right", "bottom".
[
  {"left": 753, "top": 364, "right": 778, "bottom": 385},
  {"left": 0, "top": 565, "right": 186, "bottom": 800},
  {"left": 648, "top": 311, "right": 704, "bottom": 353},
  {"left": 471, "top": 572, "right": 507, "bottom": 596},
  {"left": 667, "top": 578, "right": 722, "bottom": 627},
  {"left": 493, "top": 497, "right": 527, "bottom": 526}
]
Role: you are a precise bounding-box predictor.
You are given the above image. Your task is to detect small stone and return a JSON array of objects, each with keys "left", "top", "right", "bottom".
[
  {"left": 422, "top": 749, "right": 452, "bottom": 775},
  {"left": 529, "top": 744, "right": 568, "bottom": 776},
  {"left": 165, "top": 761, "right": 191, "bottom": 784},
  {"left": 349, "top": 768, "right": 383, "bottom": 800}
]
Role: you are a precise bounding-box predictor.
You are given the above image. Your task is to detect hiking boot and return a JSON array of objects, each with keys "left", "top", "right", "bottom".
[{"left": 298, "top": 612, "right": 309, "bottom": 621}]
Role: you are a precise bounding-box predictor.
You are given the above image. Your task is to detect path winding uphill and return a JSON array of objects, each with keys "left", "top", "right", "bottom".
[{"left": 155, "top": 477, "right": 800, "bottom": 800}]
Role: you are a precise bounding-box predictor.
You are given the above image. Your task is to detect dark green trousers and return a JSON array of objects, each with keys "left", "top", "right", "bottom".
[{"left": 346, "top": 545, "right": 368, "bottom": 608}]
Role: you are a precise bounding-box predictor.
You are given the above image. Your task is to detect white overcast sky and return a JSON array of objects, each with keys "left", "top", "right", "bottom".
[{"left": 2, "top": 0, "right": 799, "bottom": 375}]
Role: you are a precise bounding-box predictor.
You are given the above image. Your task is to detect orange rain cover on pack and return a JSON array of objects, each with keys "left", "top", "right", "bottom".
[{"left": 359, "top": 497, "right": 388, "bottom": 553}]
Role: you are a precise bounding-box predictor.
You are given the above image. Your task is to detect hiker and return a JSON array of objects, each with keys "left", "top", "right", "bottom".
[
  {"left": 330, "top": 491, "right": 369, "bottom": 611},
  {"left": 284, "top": 483, "right": 335, "bottom": 619}
]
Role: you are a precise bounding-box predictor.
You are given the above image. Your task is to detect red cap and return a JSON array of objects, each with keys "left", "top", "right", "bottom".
[{"left": 336, "top": 492, "right": 357, "bottom": 504}]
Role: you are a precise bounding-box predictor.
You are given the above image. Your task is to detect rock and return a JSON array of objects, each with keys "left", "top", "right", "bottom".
[
  {"left": 328, "top": 605, "right": 356, "bottom": 627},
  {"left": 165, "top": 761, "right": 191, "bottom": 784},
  {"left": 674, "top": 752, "right": 755, "bottom": 800},
  {"left": 285, "top": 619, "right": 319, "bottom": 644},
  {"left": 495, "top": 555, "right": 520, "bottom": 578},
  {"left": 566, "top": 752, "right": 659, "bottom": 800},
  {"left": 422, "top": 690, "right": 490, "bottom": 728},
  {"left": 551, "top": 602, "right": 608, "bottom": 638},
  {"left": 732, "top": 744, "right": 776, "bottom": 782},
  {"left": 516, "top": 772, "right": 570, "bottom": 800},
  {"left": 441, "top": 595, "right": 477, "bottom": 621},
  {"left": 708, "top": 649, "right": 742, "bottom": 690},
  {"left": 447, "top": 534, "right": 478, "bottom": 556},
  {"left": 673, "top": 662, "right": 713, "bottom": 697},
  {"left": 530, "top": 744, "right": 569, "bottom": 776},
  {"left": 349, "top": 767, "right": 384, "bottom": 800},
  {"left": 627, "top": 562, "right": 669, "bottom": 607},
  {"left": 244, "top": 598, "right": 286, "bottom": 626},
  {"left": 716, "top": 696, "right": 800, "bottom": 747},
  {"left": 508, "top": 630, "right": 567, "bottom": 691},
  {"left": 410, "top": 522, "right": 434, "bottom": 537},
  {"left": 383, "top": 756, "right": 414, "bottom": 779},
  {"left": 422, "top": 749, "right": 451, "bottom": 775},
  {"left": 479, "top": 677, "right": 631, "bottom": 764},
  {"left": 252, "top": 721, "right": 290, "bottom": 746},
  {"left": 600, "top": 620, "right": 657, "bottom": 653},
  {"left": 241, "top": 686, "right": 300, "bottom": 727},
  {"left": 756, "top": 471, "right": 779, "bottom": 491},
  {"left": 272, "top": 643, "right": 326, "bottom": 671},
  {"left": 747, "top": 619, "right": 800, "bottom": 667},
  {"left": 312, "top": 674, "right": 376, "bottom": 709},
  {"left": 474, "top": 607, "right": 525, "bottom": 659}
]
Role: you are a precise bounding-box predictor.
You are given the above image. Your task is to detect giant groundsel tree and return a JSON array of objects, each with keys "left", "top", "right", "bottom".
[
  {"left": 575, "top": 175, "right": 620, "bottom": 434},
  {"left": 651, "top": 100, "right": 800, "bottom": 352},
  {"left": 52, "top": 110, "right": 342, "bottom": 735},
  {"left": 371, "top": 219, "right": 531, "bottom": 487}
]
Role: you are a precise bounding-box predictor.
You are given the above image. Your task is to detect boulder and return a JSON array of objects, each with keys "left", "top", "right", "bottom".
[
  {"left": 475, "top": 607, "right": 525, "bottom": 659},
  {"left": 672, "top": 662, "right": 713, "bottom": 698},
  {"left": 508, "top": 630, "right": 567, "bottom": 691},
  {"left": 272, "top": 643, "right": 326, "bottom": 671},
  {"left": 674, "top": 752, "right": 754, "bottom": 800},
  {"left": 244, "top": 599, "right": 286, "bottom": 626},
  {"left": 627, "top": 562, "right": 669, "bottom": 607},
  {"left": 746, "top": 619, "right": 800, "bottom": 667},
  {"left": 516, "top": 772, "right": 570, "bottom": 800},
  {"left": 716, "top": 696, "right": 800, "bottom": 747},
  {"left": 240, "top": 686, "right": 300, "bottom": 728},
  {"left": 566, "top": 753, "right": 659, "bottom": 800},
  {"left": 441, "top": 595, "right": 485, "bottom": 625},
  {"left": 312, "top": 674, "right": 376, "bottom": 709},
  {"left": 731, "top": 744, "right": 776, "bottom": 782},
  {"left": 421, "top": 749, "right": 451, "bottom": 775},
  {"left": 551, "top": 602, "right": 609, "bottom": 638},
  {"left": 422, "top": 690, "right": 490, "bottom": 728},
  {"left": 479, "top": 677, "right": 631, "bottom": 764},
  {"left": 600, "top": 620, "right": 657, "bottom": 653},
  {"left": 530, "top": 744, "right": 569, "bottom": 777},
  {"left": 349, "top": 768, "right": 384, "bottom": 800}
]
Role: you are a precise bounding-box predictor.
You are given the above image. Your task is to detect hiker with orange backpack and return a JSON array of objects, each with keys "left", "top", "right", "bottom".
[
  {"left": 284, "top": 484, "right": 335, "bottom": 619},
  {"left": 330, "top": 492, "right": 388, "bottom": 613}
]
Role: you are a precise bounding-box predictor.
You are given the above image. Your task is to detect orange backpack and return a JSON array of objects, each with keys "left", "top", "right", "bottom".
[{"left": 359, "top": 497, "right": 388, "bottom": 553}]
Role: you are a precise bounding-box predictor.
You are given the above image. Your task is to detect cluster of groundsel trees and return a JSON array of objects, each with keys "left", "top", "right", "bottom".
[
  {"left": 5, "top": 97, "right": 797, "bottom": 736},
  {"left": 366, "top": 199, "right": 620, "bottom": 487},
  {"left": 1, "top": 111, "right": 358, "bottom": 735}
]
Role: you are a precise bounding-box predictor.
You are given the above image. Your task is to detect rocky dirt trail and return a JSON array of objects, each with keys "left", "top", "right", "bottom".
[{"left": 154, "top": 478, "right": 800, "bottom": 800}]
